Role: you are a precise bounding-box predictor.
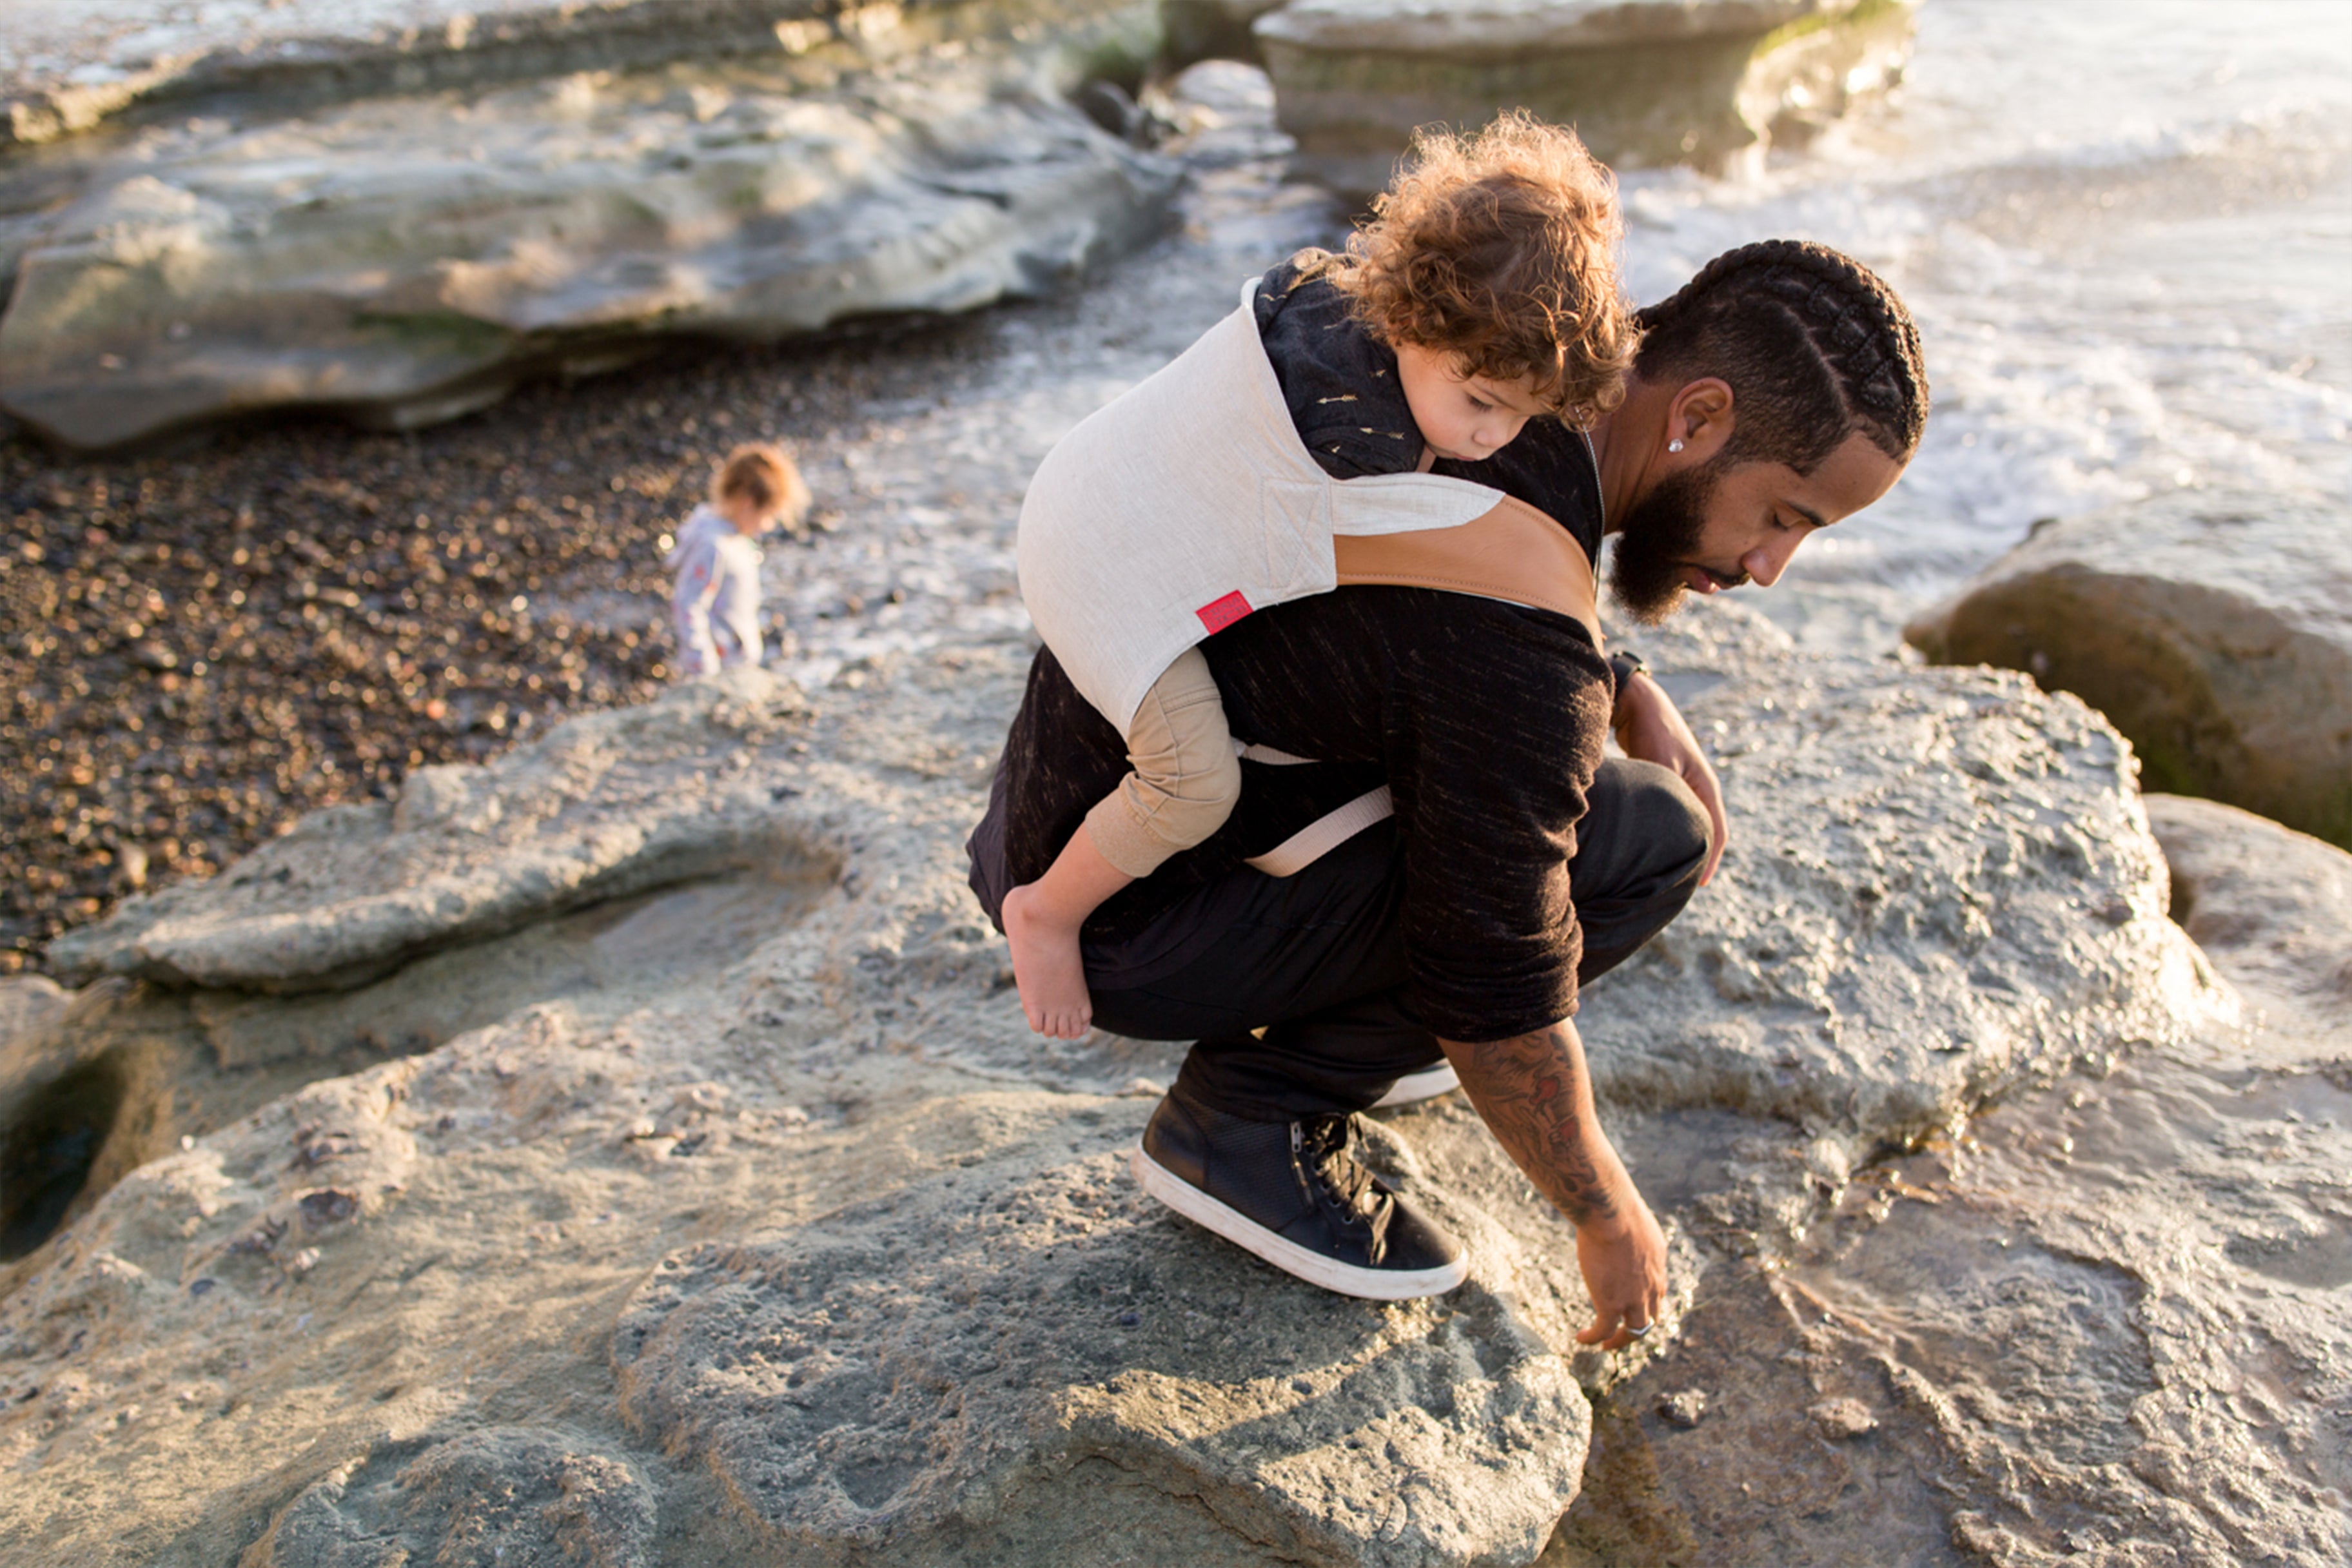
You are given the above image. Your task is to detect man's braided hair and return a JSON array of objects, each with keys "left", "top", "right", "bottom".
[{"left": 1634, "top": 240, "right": 1928, "bottom": 472}]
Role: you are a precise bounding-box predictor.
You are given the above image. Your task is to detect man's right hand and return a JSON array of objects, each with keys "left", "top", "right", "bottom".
[
  {"left": 1440, "top": 1019, "right": 1667, "bottom": 1346},
  {"left": 1572, "top": 1192, "right": 1669, "bottom": 1351}
]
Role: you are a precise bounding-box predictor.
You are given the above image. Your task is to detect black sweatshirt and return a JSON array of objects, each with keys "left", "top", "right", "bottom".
[{"left": 973, "top": 257, "right": 1610, "bottom": 1043}]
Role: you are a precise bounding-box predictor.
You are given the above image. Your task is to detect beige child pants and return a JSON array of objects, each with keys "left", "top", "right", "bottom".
[{"left": 1082, "top": 647, "right": 1242, "bottom": 879}]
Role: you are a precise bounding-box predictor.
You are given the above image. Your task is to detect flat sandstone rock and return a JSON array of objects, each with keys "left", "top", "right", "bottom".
[
  {"left": 242, "top": 1425, "right": 660, "bottom": 1568},
  {"left": 0, "top": 0, "right": 1175, "bottom": 448},
  {"left": 2, "top": 0, "right": 989, "bottom": 144},
  {"left": 0, "top": 612, "right": 2220, "bottom": 1566},
  {"left": 1906, "top": 490, "right": 2352, "bottom": 849},
  {"left": 1254, "top": 0, "right": 1919, "bottom": 193},
  {"left": 46, "top": 669, "right": 823, "bottom": 991},
  {"left": 613, "top": 1137, "right": 1590, "bottom": 1567},
  {"left": 1580, "top": 599, "right": 2219, "bottom": 1145}
]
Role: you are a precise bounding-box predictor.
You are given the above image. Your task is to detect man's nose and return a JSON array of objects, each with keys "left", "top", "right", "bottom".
[{"left": 1741, "top": 533, "right": 1804, "bottom": 587}]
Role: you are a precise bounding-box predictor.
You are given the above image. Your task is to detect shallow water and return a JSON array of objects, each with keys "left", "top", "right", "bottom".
[{"left": 747, "top": 3, "right": 2352, "bottom": 683}]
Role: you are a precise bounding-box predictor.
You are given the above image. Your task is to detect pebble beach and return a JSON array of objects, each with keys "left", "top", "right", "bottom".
[{"left": 0, "top": 324, "right": 991, "bottom": 973}]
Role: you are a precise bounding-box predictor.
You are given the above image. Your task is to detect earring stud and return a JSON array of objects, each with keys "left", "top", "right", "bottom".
[{"left": 1667, "top": 438, "right": 1685, "bottom": 453}]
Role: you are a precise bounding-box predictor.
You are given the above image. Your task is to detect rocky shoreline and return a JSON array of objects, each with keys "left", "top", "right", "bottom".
[
  {"left": 2, "top": 0, "right": 1178, "bottom": 450},
  {"left": 7, "top": 578, "right": 2344, "bottom": 1564},
  {"left": 3, "top": 14, "right": 2349, "bottom": 1567},
  {"left": 0, "top": 52, "right": 1301, "bottom": 978}
]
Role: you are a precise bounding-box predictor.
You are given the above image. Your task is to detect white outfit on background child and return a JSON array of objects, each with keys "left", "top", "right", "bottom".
[{"left": 667, "top": 504, "right": 764, "bottom": 676}]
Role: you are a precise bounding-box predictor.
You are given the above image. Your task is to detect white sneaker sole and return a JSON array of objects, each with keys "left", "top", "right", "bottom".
[
  {"left": 1129, "top": 1142, "right": 1469, "bottom": 1300},
  {"left": 1373, "top": 1061, "right": 1460, "bottom": 1108}
]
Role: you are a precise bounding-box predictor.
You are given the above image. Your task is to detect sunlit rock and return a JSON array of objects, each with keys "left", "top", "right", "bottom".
[
  {"left": 0, "top": 611, "right": 2230, "bottom": 1563},
  {"left": 1580, "top": 598, "right": 2222, "bottom": 1146},
  {"left": 0, "top": 633, "right": 1608, "bottom": 1564},
  {"left": 1, "top": 0, "right": 912, "bottom": 148},
  {"left": 47, "top": 670, "right": 827, "bottom": 992},
  {"left": 1907, "top": 490, "right": 2352, "bottom": 850},
  {"left": 2145, "top": 792, "right": 2352, "bottom": 1051},
  {"left": 242, "top": 1426, "right": 659, "bottom": 1568},
  {"left": 1253, "top": 0, "right": 1921, "bottom": 195},
  {"left": 614, "top": 1141, "right": 1590, "bottom": 1568}
]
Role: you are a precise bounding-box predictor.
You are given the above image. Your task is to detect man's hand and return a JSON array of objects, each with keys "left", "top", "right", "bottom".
[
  {"left": 1612, "top": 671, "right": 1728, "bottom": 885},
  {"left": 1440, "top": 1021, "right": 1668, "bottom": 1349},
  {"left": 1572, "top": 1196, "right": 1669, "bottom": 1351}
]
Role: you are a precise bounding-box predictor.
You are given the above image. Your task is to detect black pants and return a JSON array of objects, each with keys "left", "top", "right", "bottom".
[{"left": 1086, "top": 758, "right": 1714, "bottom": 1121}]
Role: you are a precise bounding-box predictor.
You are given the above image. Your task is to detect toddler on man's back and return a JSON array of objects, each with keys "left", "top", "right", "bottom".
[{"left": 1001, "top": 112, "right": 1637, "bottom": 1039}]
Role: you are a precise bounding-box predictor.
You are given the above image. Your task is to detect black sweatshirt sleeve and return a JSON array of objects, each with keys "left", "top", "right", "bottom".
[{"left": 1379, "top": 602, "right": 1612, "bottom": 1040}]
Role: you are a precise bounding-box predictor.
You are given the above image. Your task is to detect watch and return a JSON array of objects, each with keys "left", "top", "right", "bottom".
[{"left": 1609, "top": 649, "right": 1649, "bottom": 700}]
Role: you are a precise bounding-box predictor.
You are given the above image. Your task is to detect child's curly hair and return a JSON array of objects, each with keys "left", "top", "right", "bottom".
[
  {"left": 713, "top": 442, "right": 811, "bottom": 524},
  {"left": 1335, "top": 111, "right": 1635, "bottom": 429}
]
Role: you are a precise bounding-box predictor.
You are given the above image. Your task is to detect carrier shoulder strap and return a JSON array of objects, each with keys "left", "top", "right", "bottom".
[
  {"left": 1331, "top": 494, "right": 1603, "bottom": 649},
  {"left": 1241, "top": 500, "right": 1603, "bottom": 879}
]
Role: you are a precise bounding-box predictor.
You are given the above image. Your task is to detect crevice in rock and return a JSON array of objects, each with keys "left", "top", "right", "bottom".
[
  {"left": 5, "top": 861, "right": 826, "bottom": 1279},
  {"left": 0, "top": 1050, "right": 126, "bottom": 1260}
]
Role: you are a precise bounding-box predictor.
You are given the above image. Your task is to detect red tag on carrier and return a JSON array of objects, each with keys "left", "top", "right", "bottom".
[{"left": 1196, "top": 590, "right": 1253, "bottom": 634}]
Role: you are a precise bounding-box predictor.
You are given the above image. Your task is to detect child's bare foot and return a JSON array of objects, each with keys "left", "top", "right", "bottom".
[{"left": 1002, "top": 883, "right": 1095, "bottom": 1039}]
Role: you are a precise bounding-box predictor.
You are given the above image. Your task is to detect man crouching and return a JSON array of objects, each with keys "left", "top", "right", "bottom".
[{"left": 968, "top": 240, "right": 1928, "bottom": 1347}]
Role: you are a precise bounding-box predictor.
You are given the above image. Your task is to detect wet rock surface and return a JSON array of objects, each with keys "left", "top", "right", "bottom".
[
  {"left": 2145, "top": 792, "right": 2352, "bottom": 1052},
  {"left": 1547, "top": 772, "right": 2352, "bottom": 1568},
  {"left": 1906, "top": 489, "right": 2352, "bottom": 849},
  {"left": 1255, "top": 0, "right": 1919, "bottom": 193}
]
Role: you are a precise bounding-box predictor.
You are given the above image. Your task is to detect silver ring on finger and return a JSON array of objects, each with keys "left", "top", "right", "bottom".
[{"left": 1625, "top": 1321, "right": 1654, "bottom": 1340}]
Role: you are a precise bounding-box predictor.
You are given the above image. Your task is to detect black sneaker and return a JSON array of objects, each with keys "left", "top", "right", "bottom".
[{"left": 1132, "top": 1091, "right": 1469, "bottom": 1300}]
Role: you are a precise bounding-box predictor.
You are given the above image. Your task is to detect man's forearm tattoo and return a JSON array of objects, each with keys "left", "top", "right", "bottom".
[{"left": 1450, "top": 1024, "right": 1622, "bottom": 1226}]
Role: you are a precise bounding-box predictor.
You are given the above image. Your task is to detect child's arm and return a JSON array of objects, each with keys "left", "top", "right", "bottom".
[{"left": 671, "top": 534, "right": 724, "bottom": 678}]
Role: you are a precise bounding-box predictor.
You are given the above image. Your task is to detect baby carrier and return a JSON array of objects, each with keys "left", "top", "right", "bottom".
[{"left": 1017, "top": 273, "right": 1603, "bottom": 876}]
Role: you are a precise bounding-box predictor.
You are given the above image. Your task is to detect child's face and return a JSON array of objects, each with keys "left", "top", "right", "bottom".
[
  {"left": 718, "top": 493, "right": 784, "bottom": 535},
  {"left": 1394, "top": 342, "right": 1554, "bottom": 464}
]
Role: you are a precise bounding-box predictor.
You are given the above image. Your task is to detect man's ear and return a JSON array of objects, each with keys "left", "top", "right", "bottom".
[{"left": 1665, "top": 377, "right": 1734, "bottom": 462}]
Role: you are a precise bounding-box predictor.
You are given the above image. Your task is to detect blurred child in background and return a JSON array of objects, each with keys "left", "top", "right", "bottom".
[{"left": 667, "top": 442, "right": 810, "bottom": 678}]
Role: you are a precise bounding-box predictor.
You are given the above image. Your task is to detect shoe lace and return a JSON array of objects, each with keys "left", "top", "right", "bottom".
[{"left": 1293, "top": 1115, "right": 1393, "bottom": 1253}]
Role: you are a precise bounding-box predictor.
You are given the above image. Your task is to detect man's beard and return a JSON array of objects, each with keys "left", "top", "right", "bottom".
[{"left": 1607, "top": 460, "right": 1721, "bottom": 625}]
